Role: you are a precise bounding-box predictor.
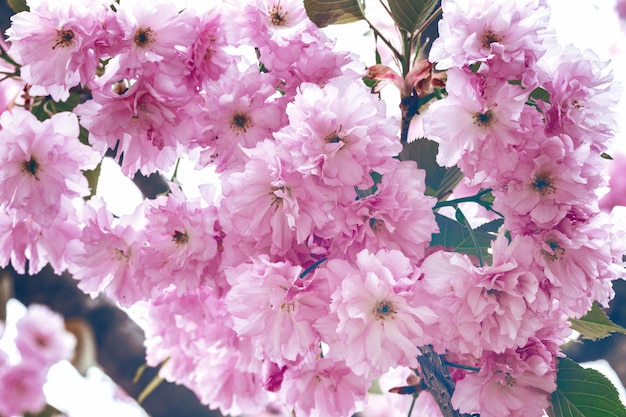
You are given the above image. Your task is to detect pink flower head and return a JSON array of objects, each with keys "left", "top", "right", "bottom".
[
  {"left": 330, "top": 160, "right": 439, "bottom": 264},
  {"left": 225, "top": 255, "right": 328, "bottom": 366},
  {"left": 451, "top": 346, "right": 556, "bottom": 417},
  {"left": 108, "top": 0, "right": 198, "bottom": 78},
  {"left": 494, "top": 136, "right": 601, "bottom": 232},
  {"left": 534, "top": 216, "right": 620, "bottom": 317},
  {"left": 279, "top": 353, "right": 369, "bottom": 417},
  {"left": 137, "top": 188, "right": 223, "bottom": 297},
  {"left": 195, "top": 67, "right": 285, "bottom": 171},
  {"left": 6, "top": 0, "right": 114, "bottom": 101},
  {"left": 234, "top": 0, "right": 316, "bottom": 49},
  {"left": 187, "top": 5, "right": 233, "bottom": 83},
  {"left": 421, "top": 67, "right": 532, "bottom": 184},
  {"left": 430, "top": 0, "right": 551, "bottom": 82},
  {"left": 275, "top": 76, "right": 401, "bottom": 190},
  {"left": 75, "top": 73, "right": 200, "bottom": 176},
  {"left": 541, "top": 45, "right": 619, "bottom": 152},
  {"left": 15, "top": 304, "right": 76, "bottom": 366},
  {"left": 0, "top": 109, "right": 101, "bottom": 226},
  {"left": 0, "top": 362, "right": 47, "bottom": 417},
  {"left": 316, "top": 249, "right": 437, "bottom": 376},
  {"left": 66, "top": 198, "right": 145, "bottom": 306}
]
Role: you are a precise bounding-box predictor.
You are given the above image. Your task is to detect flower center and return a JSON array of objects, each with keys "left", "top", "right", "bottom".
[
  {"left": 369, "top": 218, "right": 385, "bottom": 232},
  {"left": 324, "top": 130, "right": 343, "bottom": 144},
  {"left": 542, "top": 238, "right": 566, "bottom": 261},
  {"left": 230, "top": 112, "right": 252, "bottom": 133},
  {"left": 473, "top": 110, "right": 494, "bottom": 127},
  {"left": 532, "top": 172, "right": 556, "bottom": 196},
  {"left": 172, "top": 230, "right": 189, "bottom": 245},
  {"left": 52, "top": 29, "right": 75, "bottom": 49},
  {"left": 134, "top": 27, "right": 155, "bottom": 48},
  {"left": 20, "top": 158, "right": 40, "bottom": 179},
  {"left": 372, "top": 300, "right": 397, "bottom": 321},
  {"left": 481, "top": 30, "right": 502, "bottom": 48},
  {"left": 269, "top": 3, "right": 288, "bottom": 26}
]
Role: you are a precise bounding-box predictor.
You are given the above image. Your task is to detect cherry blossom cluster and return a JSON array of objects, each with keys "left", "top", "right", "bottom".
[
  {"left": 0, "top": 304, "right": 76, "bottom": 417},
  {"left": 421, "top": 0, "right": 624, "bottom": 415},
  {"left": 0, "top": 0, "right": 624, "bottom": 416}
]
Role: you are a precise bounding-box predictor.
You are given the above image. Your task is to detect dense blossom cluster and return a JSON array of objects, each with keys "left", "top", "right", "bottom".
[
  {"left": 0, "top": 304, "right": 76, "bottom": 417},
  {"left": 0, "top": 0, "right": 624, "bottom": 416}
]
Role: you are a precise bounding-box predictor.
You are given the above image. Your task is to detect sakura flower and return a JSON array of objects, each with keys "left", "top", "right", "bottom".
[
  {"left": 275, "top": 76, "right": 401, "bottom": 190},
  {"left": 0, "top": 362, "right": 47, "bottom": 417},
  {"left": 66, "top": 198, "right": 145, "bottom": 306},
  {"left": 108, "top": 0, "right": 198, "bottom": 78},
  {"left": 6, "top": 0, "right": 114, "bottom": 101},
  {"left": 195, "top": 67, "right": 285, "bottom": 172},
  {"left": 430, "top": 0, "right": 551, "bottom": 82},
  {"left": 0, "top": 207, "right": 82, "bottom": 275},
  {"left": 494, "top": 136, "right": 601, "bottom": 232},
  {"left": 540, "top": 45, "right": 619, "bottom": 152},
  {"left": 136, "top": 189, "right": 223, "bottom": 298},
  {"left": 421, "top": 67, "right": 532, "bottom": 184},
  {"left": 316, "top": 249, "right": 437, "bottom": 377},
  {"left": 279, "top": 353, "right": 369, "bottom": 417},
  {"left": 15, "top": 304, "right": 76, "bottom": 366},
  {"left": 76, "top": 73, "right": 200, "bottom": 176},
  {"left": 0, "top": 109, "right": 101, "bottom": 225},
  {"left": 224, "top": 255, "right": 328, "bottom": 366},
  {"left": 533, "top": 215, "right": 621, "bottom": 317},
  {"left": 421, "top": 233, "right": 552, "bottom": 357},
  {"left": 329, "top": 160, "right": 439, "bottom": 264},
  {"left": 451, "top": 346, "right": 556, "bottom": 417},
  {"left": 233, "top": 0, "right": 316, "bottom": 49}
]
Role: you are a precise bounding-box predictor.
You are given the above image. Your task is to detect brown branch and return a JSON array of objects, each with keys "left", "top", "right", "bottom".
[
  {"left": 417, "top": 345, "right": 473, "bottom": 417},
  {"left": 8, "top": 265, "right": 222, "bottom": 417}
]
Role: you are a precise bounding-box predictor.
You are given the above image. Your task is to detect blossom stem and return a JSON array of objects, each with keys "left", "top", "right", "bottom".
[
  {"left": 407, "top": 393, "right": 418, "bottom": 417},
  {"left": 442, "top": 360, "right": 481, "bottom": 372},
  {"left": 299, "top": 258, "right": 327, "bottom": 279},
  {"left": 363, "top": 16, "right": 403, "bottom": 63}
]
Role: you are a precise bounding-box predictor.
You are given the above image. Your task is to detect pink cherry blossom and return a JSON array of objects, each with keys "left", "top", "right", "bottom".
[
  {"left": 316, "top": 249, "right": 437, "bottom": 377},
  {"left": 136, "top": 189, "right": 223, "bottom": 298},
  {"left": 421, "top": 67, "right": 533, "bottom": 184},
  {"left": 15, "top": 304, "right": 76, "bottom": 366},
  {"left": 0, "top": 362, "right": 47, "bottom": 417},
  {"left": 275, "top": 76, "right": 401, "bottom": 190},
  {"left": 329, "top": 160, "right": 439, "bottom": 264},
  {"left": 66, "top": 198, "right": 145, "bottom": 306},
  {"left": 540, "top": 45, "right": 619, "bottom": 151},
  {"left": 279, "top": 353, "right": 369, "bottom": 417},
  {"left": 430, "top": 0, "right": 551, "bottom": 82},
  {"left": 107, "top": 0, "right": 198, "bottom": 79},
  {"left": 75, "top": 72, "right": 200, "bottom": 176},
  {"left": 194, "top": 67, "right": 285, "bottom": 172},
  {"left": 6, "top": 0, "right": 114, "bottom": 101},
  {"left": 451, "top": 346, "right": 556, "bottom": 417},
  {"left": 0, "top": 109, "right": 100, "bottom": 225}
]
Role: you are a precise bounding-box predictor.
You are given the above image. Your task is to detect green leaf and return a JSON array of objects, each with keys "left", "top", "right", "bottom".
[
  {"left": 547, "top": 358, "right": 626, "bottom": 417},
  {"left": 400, "top": 139, "right": 463, "bottom": 199},
  {"left": 530, "top": 86, "right": 551, "bottom": 103},
  {"left": 570, "top": 303, "right": 626, "bottom": 341},
  {"left": 304, "top": 0, "right": 366, "bottom": 28},
  {"left": 430, "top": 213, "right": 500, "bottom": 263},
  {"left": 7, "top": 0, "right": 28, "bottom": 13},
  {"left": 601, "top": 153, "right": 614, "bottom": 160},
  {"left": 387, "top": 0, "right": 439, "bottom": 33},
  {"left": 83, "top": 160, "right": 102, "bottom": 201}
]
